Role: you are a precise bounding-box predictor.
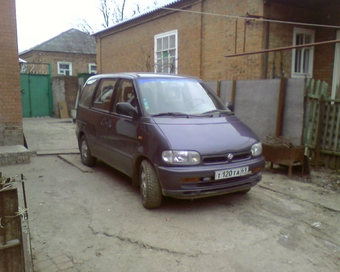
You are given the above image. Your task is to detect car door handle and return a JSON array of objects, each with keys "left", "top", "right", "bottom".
[
  {"left": 101, "top": 118, "right": 108, "bottom": 127},
  {"left": 101, "top": 118, "right": 111, "bottom": 128}
]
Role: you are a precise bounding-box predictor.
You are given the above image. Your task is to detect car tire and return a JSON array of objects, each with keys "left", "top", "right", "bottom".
[
  {"left": 79, "top": 135, "right": 97, "bottom": 167},
  {"left": 140, "top": 160, "right": 162, "bottom": 209}
]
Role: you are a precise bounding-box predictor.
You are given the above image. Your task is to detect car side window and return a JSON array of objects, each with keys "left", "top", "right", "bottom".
[
  {"left": 78, "top": 78, "right": 98, "bottom": 108},
  {"left": 92, "top": 79, "right": 117, "bottom": 111},
  {"left": 113, "top": 79, "right": 137, "bottom": 113}
]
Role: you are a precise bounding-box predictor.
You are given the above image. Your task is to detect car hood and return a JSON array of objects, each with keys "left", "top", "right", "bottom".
[{"left": 153, "top": 116, "right": 259, "bottom": 154}]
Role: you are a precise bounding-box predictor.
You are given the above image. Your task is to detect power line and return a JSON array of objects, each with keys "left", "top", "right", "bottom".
[
  {"left": 161, "top": 7, "right": 340, "bottom": 29},
  {"left": 225, "top": 39, "right": 340, "bottom": 58}
]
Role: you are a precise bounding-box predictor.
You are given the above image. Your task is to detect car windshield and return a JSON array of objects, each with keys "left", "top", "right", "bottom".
[{"left": 137, "top": 77, "right": 227, "bottom": 116}]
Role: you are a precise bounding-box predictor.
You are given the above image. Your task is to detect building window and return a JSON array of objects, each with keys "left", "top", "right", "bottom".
[
  {"left": 154, "top": 30, "right": 178, "bottom": 74},
  {"left": 89, "top": 63, "right": 97, "bottom": 74},
  {"left": 58, "top": 62, "right": 72, "bottom": 76},
  {"left": 291, "top": 28, "right": 315, "bottom": 78}
]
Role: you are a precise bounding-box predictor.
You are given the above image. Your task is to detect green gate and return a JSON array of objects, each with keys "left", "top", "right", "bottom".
[{"left": 20, "top": 63, "right": 52, "bottom": 117}]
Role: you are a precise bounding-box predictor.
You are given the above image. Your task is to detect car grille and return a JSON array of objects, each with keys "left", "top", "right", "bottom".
[{"left": 202, "top": 151, "right": 251, "bottom": 164}]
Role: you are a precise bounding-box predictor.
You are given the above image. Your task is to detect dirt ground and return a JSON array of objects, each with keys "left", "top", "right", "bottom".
[
  {"left": 1, "top": 118, "right": 340, "bottom": 271},
  {"left": 300, "top": 167, "right": 340, "bottom": 192},
  {"left": 1, "top": 156, "right": 339, "bottom": 272},
  {"left": 267, "top": 163, "right": 340, "bottom": 192}
]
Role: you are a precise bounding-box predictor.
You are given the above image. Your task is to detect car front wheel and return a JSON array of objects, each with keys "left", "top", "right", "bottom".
[
  {"left": 79, "top": 135, "right": 97, "bottom": 167},
  {"left": 140, "top": 160, "right": 162, "bottom": 209}
]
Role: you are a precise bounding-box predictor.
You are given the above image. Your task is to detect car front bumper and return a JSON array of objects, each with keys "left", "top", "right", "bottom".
[{"left": 155, "top": 156, "right": 265, "bottom": 199}]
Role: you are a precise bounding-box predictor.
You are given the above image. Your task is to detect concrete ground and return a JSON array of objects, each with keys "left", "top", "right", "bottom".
[
  {"left": 22, "top": 117, "right": 79, "bottom": 155},
  {"left": 1, "top": 117, "right": 340, "bottom": 272}
]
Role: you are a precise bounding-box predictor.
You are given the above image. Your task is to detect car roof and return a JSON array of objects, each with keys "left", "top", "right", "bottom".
[{"left": 87, "top": 72, "right": 200, "bottom": 81}]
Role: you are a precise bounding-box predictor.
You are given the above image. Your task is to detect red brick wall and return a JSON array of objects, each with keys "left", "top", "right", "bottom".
[
  {"left": 201, "top": 0, "right": 264, "bottom": 80},
  {"left": 315, "top": 5, "right": 340, "bottom": 90},
  {"left": 95, "top": 0, "right": 340, "bottom": 87},
  {"left": 0, "top": 0, "right": 24, "bottom": 146},
  {"left": 268, "top": 2, "right": 340, "bottom": 89},
  {"left": 20, "top": 51, "right": 96, "bottom": 77},
  {"left": 64, "top": 76, "right": 79, "bottom": 116},
  {"left": 268, "top": 3, "right": 317, "bottom": 80},
  {"left": 314, "top": 29, "right": 335, "bottom": 89},
  {"left": 97, "top": 0, "right": 203, "bottom": 78},
  {"left": 96, "top": 0, "right": 265, "bottom": 81}
]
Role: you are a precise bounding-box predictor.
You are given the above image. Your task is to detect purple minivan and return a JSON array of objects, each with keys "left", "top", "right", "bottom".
[{"left": 76, "top": 73, "right": 265, "bottom": 208}]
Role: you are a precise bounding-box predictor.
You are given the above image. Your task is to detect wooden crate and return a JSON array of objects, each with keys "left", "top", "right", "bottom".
[
  {"left": 0, "top": 174, "right": 33, "bottom": 272},
  {"left": 262, "top": 144, "right": 305, "bottom": 176},
  {"left": 0, "top": 188, "right": 24, "bottom": 272}
]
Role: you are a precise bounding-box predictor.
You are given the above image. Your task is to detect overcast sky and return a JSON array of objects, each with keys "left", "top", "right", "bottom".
[{"left": 15, "top": 0, "right": 173, "bottom": 52}]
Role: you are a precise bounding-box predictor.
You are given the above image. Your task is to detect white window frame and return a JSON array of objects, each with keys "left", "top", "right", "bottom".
[
  {"left": 88, "top": 63, "right": 97, "bottom": 74},
  {"left": 57, "top": 62, "right": 72, "bottom": 76},
  {"left": 331, "top": 30, "right": 340, "bottom": 99},
  {"left": 154, "top": 30, "right": 178, "bottom": 74},
  {"left": 291, "top": 27, "right": 315, "bottom": 78}
]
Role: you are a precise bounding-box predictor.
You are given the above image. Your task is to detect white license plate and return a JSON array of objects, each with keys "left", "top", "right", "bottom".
[{"left": 215, "top": 166, "right": 249, "bottom": 180}]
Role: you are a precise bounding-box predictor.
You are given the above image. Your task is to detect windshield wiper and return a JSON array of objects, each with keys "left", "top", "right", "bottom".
[
  {"left": 152, "top": 112, "right": 190, "bottom": 118},
  {"left": 201, "top": 109, "right": 233, "bottom": 116},
  {"left": 152, "top": 110, "right": 233, "bottom": 118}
]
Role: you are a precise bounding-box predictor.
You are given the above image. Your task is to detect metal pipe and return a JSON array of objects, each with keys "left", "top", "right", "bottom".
[
  {"left": 225, "top": 39, "right": 340, "bottom": 58},
  {"left": 243, "top": 19, "right": 246, "bottom": 53},
  {"left": 235, "top": 18, "right": 238, "bottom": 54}
]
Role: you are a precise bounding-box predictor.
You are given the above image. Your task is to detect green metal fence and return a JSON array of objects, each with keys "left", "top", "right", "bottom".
[{"left": 20, "top": 63, "right": 53, "bottom": 117}]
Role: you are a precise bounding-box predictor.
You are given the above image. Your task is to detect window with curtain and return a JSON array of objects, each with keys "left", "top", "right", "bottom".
[
  {"left": 291, "top": 27, "right": 315, "bottom": 78},
  {"left": 154, "top": 30, "right": 178, "bottom": 74}
]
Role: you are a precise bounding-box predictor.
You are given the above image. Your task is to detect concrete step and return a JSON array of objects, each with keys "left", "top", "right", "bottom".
[{"left": 0, "top": 145, "right": 31, "bottom": 166}]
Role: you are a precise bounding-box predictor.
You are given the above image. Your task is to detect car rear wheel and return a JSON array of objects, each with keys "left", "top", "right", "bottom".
[
  {"left": 140, "top": 160, "right": 162, "bottom": 209},
  {"left": 79, "top": 135, "right": 97, "bottom": 166}
]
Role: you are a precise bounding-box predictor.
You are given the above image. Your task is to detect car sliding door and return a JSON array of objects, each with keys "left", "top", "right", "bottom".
[
  {"left": 91, "top": 78, "right": 117, "bottom": 163},
  {"left": 106, "top": 78, "right": 140, "bottom": 177}
]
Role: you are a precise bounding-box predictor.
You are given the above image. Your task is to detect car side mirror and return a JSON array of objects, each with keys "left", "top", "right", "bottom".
[
  {"left": 116, "top": 102, "right": 138, "bottom": 117},
  {"left": 226, "top": 102, "right": 234, "bottom": 112}
]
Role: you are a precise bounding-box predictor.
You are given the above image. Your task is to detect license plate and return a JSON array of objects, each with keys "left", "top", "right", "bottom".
[{"left": 215, "top": 166, "right": 249, "bottom": 180}]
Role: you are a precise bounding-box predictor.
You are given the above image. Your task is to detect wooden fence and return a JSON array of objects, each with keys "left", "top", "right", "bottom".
[
  {"left": 304, "top": 79, "right": 340, "bottom": 169},
  {"left": 0, "top": 173, "right": 33, "bottom": 272}
]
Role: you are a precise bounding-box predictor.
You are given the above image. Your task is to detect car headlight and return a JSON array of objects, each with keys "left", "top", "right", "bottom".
[
  {"left": 251, "top": 142, "right": 262, "bottom": 157},
  {"left": 162, "top": 150, "right": 201, "bottom": 165}
]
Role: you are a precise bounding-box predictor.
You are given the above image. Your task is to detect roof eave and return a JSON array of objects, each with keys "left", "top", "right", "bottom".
[{"left": 92, "top": 0, "right": 201, "bottom": 38}]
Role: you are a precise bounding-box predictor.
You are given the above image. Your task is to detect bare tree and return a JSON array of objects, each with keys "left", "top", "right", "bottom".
[
  {"left": 77, "top": 0, "right": 159, "bottom": 33},
  {"left": 120, "top": 0, "right": 126, "bottom": 21},
  {"left": 76, "top": 19, "right": 94, "bottom": 35},
  {"left": 135, "top": 46, "right": 154, "bottom": 72},
  {"left": 99, "top": 0, "right": 112, "bottom": 28}
]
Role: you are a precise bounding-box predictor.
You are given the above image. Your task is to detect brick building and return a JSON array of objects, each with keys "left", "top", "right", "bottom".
[
  {"left": 0, "top": 0, "right": 24, "bottom": 146},
  {"left": 19, "top": 29, "right": 97, "bottom": 77},
  {"left": 0, "top": 0, "right": 30, "bottom": 165},
  {"left": 94, "top": 0, "right": 340, "bottom": 98}
]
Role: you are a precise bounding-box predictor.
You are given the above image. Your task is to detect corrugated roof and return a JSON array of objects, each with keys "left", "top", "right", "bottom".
[
  {"left": 93, "top": 0, "right": 182, "bottom": 36},
  {"left": 20, "top": 28, "right": 96, "bottom": 55}
]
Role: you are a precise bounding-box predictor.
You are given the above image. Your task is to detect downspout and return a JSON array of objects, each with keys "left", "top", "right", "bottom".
[
  {"left": 94, "top": 36, "right": 102, "bottom": 74},
  {"left": 261, "top": 0, "right": 271, "bottom": 79},
  {"left": 99, "top": 37, "right": 103, "bottom": 74},
  {"left": 199, "top": 0, "right": 204, "bottom": 79}
]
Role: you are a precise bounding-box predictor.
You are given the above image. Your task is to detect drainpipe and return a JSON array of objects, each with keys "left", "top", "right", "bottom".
[
  {"left": 261, "top": 0, "right": 271, "bottom": 79},
  {"left": 199, "top": 0, "right": 205, "bottom": 79}
]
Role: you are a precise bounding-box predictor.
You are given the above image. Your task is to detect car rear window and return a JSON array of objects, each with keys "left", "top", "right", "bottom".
[{"left": 79, "top": 78, "right": 98, "bottom": 107}]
